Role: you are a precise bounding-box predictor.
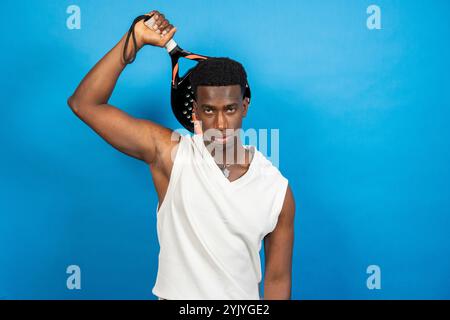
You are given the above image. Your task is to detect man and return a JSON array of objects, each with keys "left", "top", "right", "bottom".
[{"left": 67, "top": 10, "right": 295, "bottom": 300}]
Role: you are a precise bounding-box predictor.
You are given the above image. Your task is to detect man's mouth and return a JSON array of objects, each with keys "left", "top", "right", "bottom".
[
  {"left": 212, "top": 132, "right": 235, "bottom": 144},
  {"left": 214, "top": 135, "right": 230, "bottom": 144}
]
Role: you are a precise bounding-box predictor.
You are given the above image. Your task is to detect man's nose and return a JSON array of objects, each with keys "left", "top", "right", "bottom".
[{"left": 216, "top": 111, "right": 227, "bottom": 130}]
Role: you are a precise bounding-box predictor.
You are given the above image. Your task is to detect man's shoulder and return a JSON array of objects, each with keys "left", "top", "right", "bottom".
[{"left": 252, "top": 147, "right": 288, "bottom": 183}]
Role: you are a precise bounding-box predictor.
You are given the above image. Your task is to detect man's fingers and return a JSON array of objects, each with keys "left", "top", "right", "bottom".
[
  {"left": 161, "top": 24, "right": 173, "bottom": 36},
  {"left": 144, "top": 10, "right": 158, "bottom": 29},
  {"left": 159, "top": 20, "right": 169, "bottom": 31},
  {"left": 155, "top": 14, "right": 165, "bottom": 27},
  {"left": 154, "top": 14, "right": 172, "bottom": 35},
  {"left": 155, "top": 19, "right": 170, "bottom": 35},
  {"left": 192, "top": 113, "right": 203, "bottom": 135},
  {"left": 163, "top": 25, "right": 176, "bottom": 39}
]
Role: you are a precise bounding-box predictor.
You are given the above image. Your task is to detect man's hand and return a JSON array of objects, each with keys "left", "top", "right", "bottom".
[{"left": 134, "top": 10, "right": 177, "bottom": 49}]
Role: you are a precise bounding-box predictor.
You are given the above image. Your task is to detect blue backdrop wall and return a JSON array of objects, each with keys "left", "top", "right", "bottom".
[{"left": 1, "top": 0, "right": 449, "bottom": 299}]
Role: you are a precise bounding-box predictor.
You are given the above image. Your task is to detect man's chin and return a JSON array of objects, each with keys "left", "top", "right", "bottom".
[{"left": 210, "top": 139, "right": 233, "bottom": 149}]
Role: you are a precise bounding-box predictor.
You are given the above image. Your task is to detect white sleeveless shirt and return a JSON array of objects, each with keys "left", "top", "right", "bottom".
[{"left": 152, "top": 133, "right": 288, "bottom": 300}]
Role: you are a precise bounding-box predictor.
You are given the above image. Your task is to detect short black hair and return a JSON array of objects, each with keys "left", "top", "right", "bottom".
[{"left": 189, "top": 57, "right": 248, "bottom": 99}]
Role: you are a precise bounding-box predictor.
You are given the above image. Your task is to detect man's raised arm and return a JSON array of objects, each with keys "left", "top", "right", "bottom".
[{"left": 67, "top": 10, "right": 177, "bottom": 165}]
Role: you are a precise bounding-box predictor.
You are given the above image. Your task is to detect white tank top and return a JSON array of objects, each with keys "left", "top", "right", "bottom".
[{"left": 152, "top": 133, "right": 289, "bottom": 300}]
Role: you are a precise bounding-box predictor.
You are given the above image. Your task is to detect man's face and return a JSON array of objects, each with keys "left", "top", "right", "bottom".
[{"left": 193, "top": 85, "right": 249, "bottom": 149}]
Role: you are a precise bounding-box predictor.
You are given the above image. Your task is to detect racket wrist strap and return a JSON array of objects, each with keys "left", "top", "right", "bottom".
[{"left": 122, "top": 15, "right": 152, "bottom": 65}]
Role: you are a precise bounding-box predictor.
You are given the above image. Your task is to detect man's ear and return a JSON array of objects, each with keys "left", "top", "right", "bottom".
[{"left": 242, "top": 97, "right": 250, "bottom": 118}]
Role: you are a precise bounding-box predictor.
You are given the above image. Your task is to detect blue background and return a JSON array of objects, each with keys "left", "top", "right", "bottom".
[{"left": 1, "top": 0, "right": 449, "bottom": 299}]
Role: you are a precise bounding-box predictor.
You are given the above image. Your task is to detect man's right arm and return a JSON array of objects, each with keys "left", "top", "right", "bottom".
[{"left": 67, "top": 11, "right": 177, "bottom": 165}]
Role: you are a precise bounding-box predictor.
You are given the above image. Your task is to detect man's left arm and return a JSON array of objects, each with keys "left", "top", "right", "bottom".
[{"left": 263, "top": 185, "right": 295, "bottom": 300}]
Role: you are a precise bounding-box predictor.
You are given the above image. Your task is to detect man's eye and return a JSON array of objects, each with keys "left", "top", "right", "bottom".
[
  {"left": 204, "top": 108, "right": 213, "bottom": 114},
  {"left": 226, "top": 107, "right": 236, "bottom": 113}
]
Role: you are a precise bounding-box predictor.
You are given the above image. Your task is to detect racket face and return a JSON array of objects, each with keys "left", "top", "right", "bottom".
[{"left": 169, "top": 48, "right": 251, "bottom": 133}]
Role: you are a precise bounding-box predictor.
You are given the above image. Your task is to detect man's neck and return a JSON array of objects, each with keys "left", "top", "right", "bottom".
[{"left": 203, "top": 138, "right": 249, "bottom": 167}]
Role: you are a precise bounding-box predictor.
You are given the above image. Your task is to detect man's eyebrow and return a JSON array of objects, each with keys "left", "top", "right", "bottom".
[{"left": 201, "top": 103, "right": 238, "bottom": 109}]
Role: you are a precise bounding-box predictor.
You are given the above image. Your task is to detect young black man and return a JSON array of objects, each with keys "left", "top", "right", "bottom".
[{"left": 67, "top": 10, "right": 295, "bottom": 300}]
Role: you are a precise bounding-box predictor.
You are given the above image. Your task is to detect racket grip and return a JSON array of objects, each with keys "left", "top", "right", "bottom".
[{"left": 165, "top": 39, "right": 178, "bottom": 53}]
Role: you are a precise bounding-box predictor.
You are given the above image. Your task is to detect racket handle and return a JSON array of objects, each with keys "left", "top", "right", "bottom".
[
  {"left": 144, "top": 15, "right": 178, "bottom": 53},
  {"left": 165, "top": 39, "right": 178, "bottom": 53}
]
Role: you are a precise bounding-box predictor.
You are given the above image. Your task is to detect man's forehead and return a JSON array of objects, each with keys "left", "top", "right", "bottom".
[{"left": 196, "top": 85, "right": 242, "bottom": 100}]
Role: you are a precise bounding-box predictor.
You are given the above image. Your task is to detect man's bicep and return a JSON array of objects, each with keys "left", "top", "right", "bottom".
[
  {"left": 71, "top": 102, "right": 172, "bottom": 164},
  {"left": 264, "top": 185, "right": 295, "bottom": 281}
]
